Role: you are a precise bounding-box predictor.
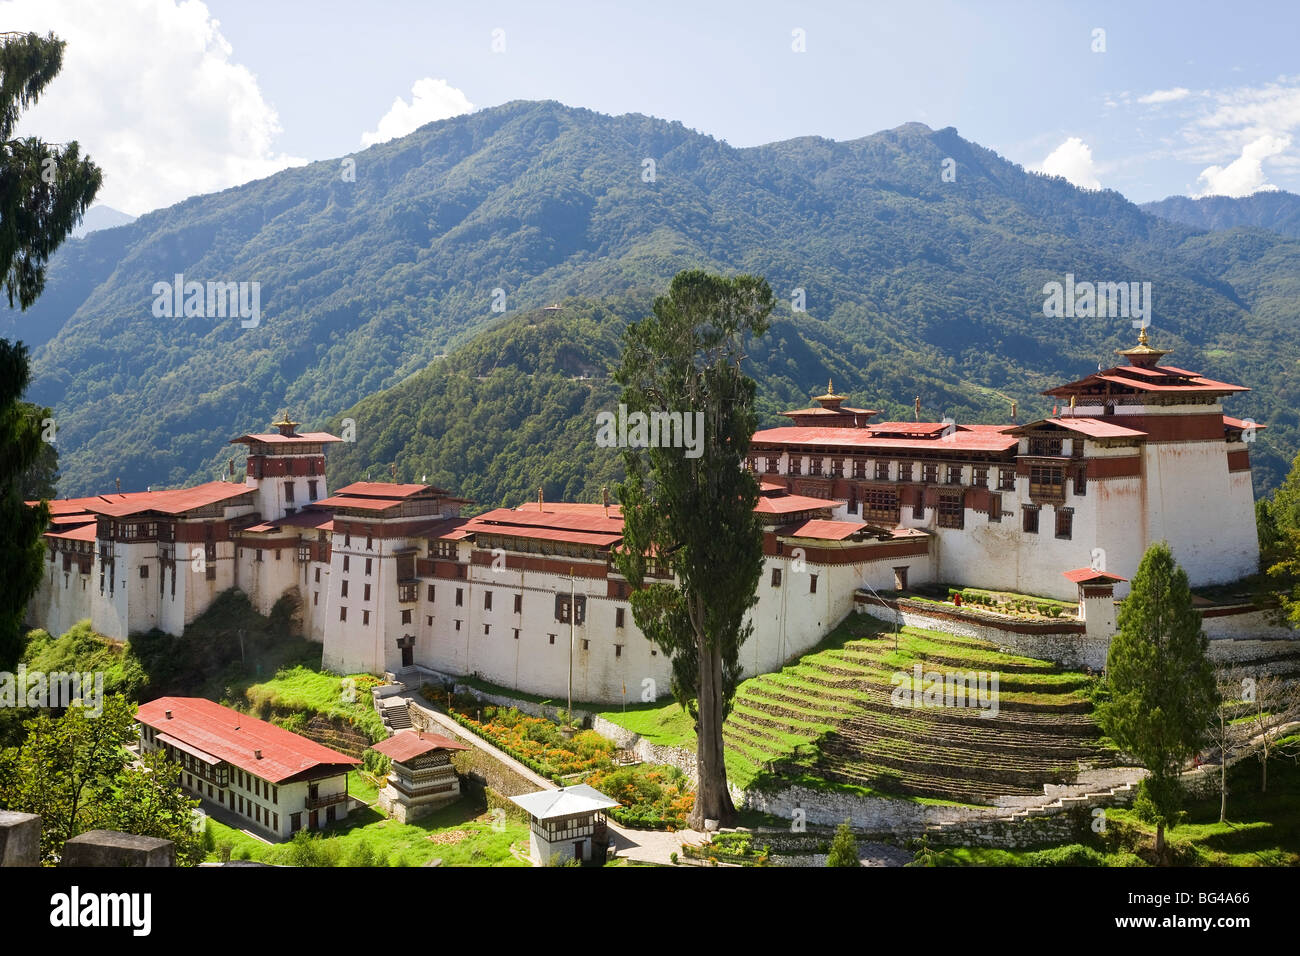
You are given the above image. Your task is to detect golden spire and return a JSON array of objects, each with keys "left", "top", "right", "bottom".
[
  {"left": 1116, "top": 326, "right": 1170, "bottom": 369},
  {"left": 813, "top": 378, "right": 846, "bottom": 408}
]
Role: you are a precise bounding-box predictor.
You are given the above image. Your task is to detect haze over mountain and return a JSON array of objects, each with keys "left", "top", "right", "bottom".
[
  {"left": 1142, "top": 191, "right": 1300, "bottom": 240},
  {"left": 69, "top": 204, "right": 137, "bottom": 238},
  {"left": 6, "top": 100, "right": 1300, "bottom": 500}
]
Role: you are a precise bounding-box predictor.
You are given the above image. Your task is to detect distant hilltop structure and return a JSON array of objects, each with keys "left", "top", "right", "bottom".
[{"left": 27, "top": 333, "right": 1262, "bottom": 702}]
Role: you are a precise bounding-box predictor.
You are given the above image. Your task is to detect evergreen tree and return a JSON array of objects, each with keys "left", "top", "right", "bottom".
[
  {"left": 1098, "top": 542, "right": 1218, "bottom": 859},
  {"left": 826, "top": 820, "right": 860, "bottom": 867},
  {"left": 612, "top": 269, "right": 772, "bottom": 828},
  {"left": 0, "top": 31, "right": 100, "bottom": 670}
]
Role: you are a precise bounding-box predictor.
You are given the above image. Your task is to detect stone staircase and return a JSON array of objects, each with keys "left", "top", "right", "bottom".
[{"left": 381, "top": 699, "right": 413, "bottom": 732}]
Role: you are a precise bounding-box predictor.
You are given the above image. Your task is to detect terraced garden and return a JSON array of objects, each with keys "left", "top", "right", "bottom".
[{"left": 614, "top": 615, "right": 1121, "bottom": 806}]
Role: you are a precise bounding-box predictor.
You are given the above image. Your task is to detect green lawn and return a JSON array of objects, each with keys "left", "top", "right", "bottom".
[
  {"left": 207, "top": 797, "right": 531, "bottom": 867},
  {"left": 595, "top": 700, "right": 697, "bottom": 748},
  {"left": 240, "top": 666, "right": 387, "bottom": 742}
]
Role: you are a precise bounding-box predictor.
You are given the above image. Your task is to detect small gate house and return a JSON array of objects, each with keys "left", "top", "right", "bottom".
[
  {"left": 369, "top": 730, "right": 468, "bottom": 823},
  {"left": 510, "top": 784, "right": 620, "bottom": 864}
]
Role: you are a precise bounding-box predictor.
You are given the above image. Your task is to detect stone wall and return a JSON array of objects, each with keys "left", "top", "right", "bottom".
[
  {"left": 857, "top": 600, "right": 1108, "bottom": 669},
  {"left": 591, "top": 715, "right": 700, "bottom": 784}
]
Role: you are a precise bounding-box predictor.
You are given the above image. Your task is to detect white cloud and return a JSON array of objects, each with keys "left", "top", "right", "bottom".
[
  {"left": 1195, "top": 133, "right": 1291, "bottom": 196},
  {"left": 3, "top": 0, "right": 306, "bottom": 216},
  {"left": 360, "top": 78, "right": 473, "bottom": 147},
  {"left": 1034, "top": 137, "right": 1102, "bottom": 190},
  {"left": 1138, "top": 87, "right": 1190, "bottom": 104}
]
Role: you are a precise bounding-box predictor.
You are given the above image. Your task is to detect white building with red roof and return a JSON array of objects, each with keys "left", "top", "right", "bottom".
[
  {"left": 136, "top": 696, "right": 360, "bottom": 839},
  {"left": 25, "top": 332, "right": 1264, "bottom": 703}
]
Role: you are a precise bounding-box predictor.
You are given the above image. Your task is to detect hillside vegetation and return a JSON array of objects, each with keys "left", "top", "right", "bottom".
[{"left": 7, "top": 100, "right": 1299, "bottom": 498}]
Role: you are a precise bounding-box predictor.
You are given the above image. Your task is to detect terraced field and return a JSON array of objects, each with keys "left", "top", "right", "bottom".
[{"left": 718, "top": 616, "right": 1119, "bottom": 805}]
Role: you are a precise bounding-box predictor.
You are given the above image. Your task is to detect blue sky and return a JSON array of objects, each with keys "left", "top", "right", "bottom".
[{"left": 7, "top": 0, "right": 1300, "bottom": 214}]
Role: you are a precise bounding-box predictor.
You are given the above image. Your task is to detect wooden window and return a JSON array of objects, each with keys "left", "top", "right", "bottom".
[
  {"left": 789, "top": 457, "right": 802, "bottom": 476},
  {"left": 427, "top": 616, "right": 433, "bottom": 626},
  {"left": 922, "top": 463, "right": 938, "bottom": 484},
  {"left": 973, "top": 466, "right": 988, "bottom": 488},
  {"left": 308, "top": 480, "right": 318, "bottom": 500},
  {"left": 581, "top": 638, "right": 590, "bottom": 651},
  {"left": 513, "top": 628, "right": 520, "bottom": 640},
  {"left": 1022, "top": 505, "right": 1040, "bottom": 535},
  {"left": 483, "top": 623, "right": 490, "bottom": 635},
  {"left": 809, "top": 457, "right": 823, "bottom": 476},
  {"left": 401, "top": 609, "right": 412, "bottom": 624},
  {"left": 988, "top": 493, "right": 1002, "bottom": 522},
  {"left": 937, "top": 492, "right": 964, "bottom": 529},
  {"left": 284, "top": 482, "right": 295, "bottom": 503},
  {"left": 340, "top": 606, "right": 347, "bottom": 621},
  {"left": 830, "top": 458, "right": 844, "bottom": 478},
  {"left": 455, "top": 587, "right": 463, "bottom": 607},
  {"left": 771, "top": 567, "right": 782, "bottom": 587},
  {"left": 341, "top": 580, "right": 349, "bottom": 598},
  {"left": 897, "top": 461, "right": 913, "bottom": 482},
  {"left": 809, "top": 574, "right": 818, "bottom": 594},
  {"left": 852, "top": 459, "right": 866, "bottom": 479},
  {"left": 946, "top": 465, "right": 962, "bottom": 485},
  {"left": 874, "top": 461, "right": 890, "bottom": 481},
  {"left": 615, "top": 607, "right": 625, "bottom": 628},
  {"left": 863, "top": 487, "right": 899, "bottom": 523},
  {"left": 766, "top": 457, "right": 778, "bottom": 474},
  {"left": 365, "top": 557, "right": 373, "bottom": 575},
  {"left": 514, "top": 593, "right": 522, "bottom": 613},
  {"left": 1029, "top": 465, "right": 1066, "bottom": 503},
  {"left": 343, "top": 555, "right": 350, "bottom": 572},
  {"left": 1029, "top": 435, "right": 1063, "bottom": 457},
  {"left": 1073, "top": 466, "right": 1087, "bottom": 497},
  {"left": 366, "top": 535, "right": 373, "bottom": 550},
  {"left": 614, "top": 644, "right": 623, "bottom": 658},
  {"left": 428, "top": 584, "right": 436, "bottom": 602},
  {"left": 548, "top": 633, "right": 556, "bottom": 645},
  {"left": 484, "top": 590, "right": 493, "bottom": 610},
  {"left": 1055, "top": 507, "right": 1074, "bottom": 540},
  {"left": 314, "top": 591, "right": 319, "bottom": 606},
  {"left": 454, "top": 619, "right": 461, "bottom": 631},
  {"left": 315, "top": 567, "right": 321, "bottom": 583},
  {"left": 140, "top": 565, "right": 149, "bottom": 579},
  {"left": 999, "top": 468, "right": 1016, "bottom": 491},
  {"left": 912, "top": 488, "right": 926, "bottom": 520}
]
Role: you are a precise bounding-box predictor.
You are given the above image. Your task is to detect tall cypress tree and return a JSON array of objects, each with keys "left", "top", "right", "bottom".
[
  {"left": 612, "top": 269, "right": 772, "bottom": 828},
  {"left": 1098, "top": 542, "right": 1218, "bottom": 858},
  {"left": 0, "top": 31, "right": 101, "bottom": 669}
]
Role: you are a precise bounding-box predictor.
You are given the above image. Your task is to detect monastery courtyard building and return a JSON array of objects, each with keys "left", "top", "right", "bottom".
[{"left": 28, "top": 334, "right": 1261, "bottom": 703}]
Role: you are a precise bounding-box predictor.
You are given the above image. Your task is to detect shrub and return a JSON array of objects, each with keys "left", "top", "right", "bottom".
[
  {"left": 670, "top": 851, "right": 678, "bottom": 865},
  {"left": 826, "top": 821, "right": 860, "bottom": 867},
  {"left": 217, "top": 840, "right": 233, "bottom": 863}
]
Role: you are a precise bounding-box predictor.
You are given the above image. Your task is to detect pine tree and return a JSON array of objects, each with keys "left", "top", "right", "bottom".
[
  {"left": 612, "top": 269, "right": 772, "bottom": 828},
  {"left": 0, "top": 31, "right": 100, "bottom": 669},
  {"left": 1098, "top": 542, "right": 1218, "bottom": 859}
]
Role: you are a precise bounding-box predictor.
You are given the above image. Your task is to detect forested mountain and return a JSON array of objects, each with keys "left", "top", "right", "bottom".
[
  {"left": 1142, "top": 191, "right": 1300, "bottom": 239},
  {"left": 6, "top": 100, "right": 1300, "bottom": 499}
]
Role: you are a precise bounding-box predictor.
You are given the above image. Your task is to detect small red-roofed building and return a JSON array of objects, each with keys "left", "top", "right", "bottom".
[
  {"left": 136, "top": 697, "right": 360, "bottom": 840},
  {"left": 370, "top": 730, "right": 469, "bottom": 822}
]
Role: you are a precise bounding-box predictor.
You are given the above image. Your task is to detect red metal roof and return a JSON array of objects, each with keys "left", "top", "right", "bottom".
[
  {"left": 86, "top": 481, "right": 253, "bottom": 518},
  {"left": 1045, "top": 364, "right": 1247, "bottom": 398},
  {"left": 1010, "top": 417, "right": 1147, "bottom": 439},
  {"left": 751, "top": 425, "right": 1019, "bottom": 453},
  {"left": 1062, "top": 568, "right": 1128, "bottom": 585},
  {"left": 312, "top": 494, "right": 401, "bottom": 512},
  {"left": 471, "top": 506, "right": 625, "bottom": 535},
  {"left": 754, "top": 493, "right": 840, "bottom": 514},
  {"left": 45, "top": 524, "right": 98, "bottom": 543},
  {"left": 230, "top": 431, "right": 342, "bottom": 445},
  {"left": 1223, "top": 416, "right": 1265, "bottom": 431},
  {"left": 332, "top": 482, "right": 446, "bottom": 498},
  {"left": 370, "top": 730, "right": 469, "bottom": 762},
  {"left": 777, "top": 519, "right": 869, "bottom": 540},
  {"left": 136, "top": 697, "right": 359, "bottom": 783}
]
